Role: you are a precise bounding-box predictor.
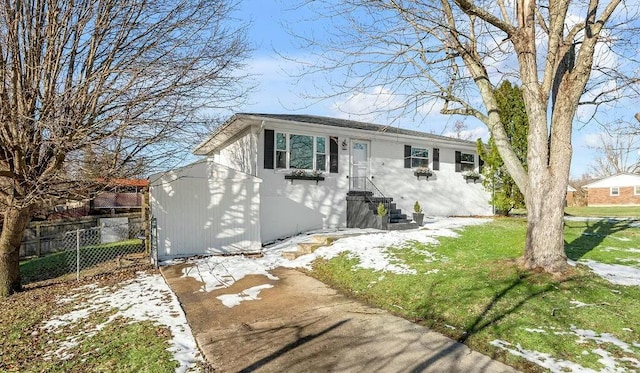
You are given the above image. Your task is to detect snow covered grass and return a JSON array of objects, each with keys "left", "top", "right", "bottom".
[
  {"left": 0, "top": 266, "right": 203, "bottom": 373},
  {"left": 310, "top": 218, "right": 640, "bottom": 373},
  {"left": 170, "top": 218, "right": 489, "bottom": 296}
]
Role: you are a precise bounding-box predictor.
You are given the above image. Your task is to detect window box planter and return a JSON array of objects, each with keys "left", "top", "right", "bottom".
[
  {"left": 284, "top": 174, "right": 325, "bottom": 184},
  {"left": 413, "top": 171, "right": 433, "bottom": 180},
  {"left": 463, "top": 174, "right": 481, "bottom": 183}
]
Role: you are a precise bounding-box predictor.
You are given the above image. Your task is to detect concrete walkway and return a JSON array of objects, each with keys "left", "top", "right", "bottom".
[{"left": 162, "top": 265, "right": 519, "bottom": 373}]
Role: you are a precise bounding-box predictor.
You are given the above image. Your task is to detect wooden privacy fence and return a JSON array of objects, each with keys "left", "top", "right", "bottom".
[{"left": 19, "top": 213, "right": 144, "bottom": 259}]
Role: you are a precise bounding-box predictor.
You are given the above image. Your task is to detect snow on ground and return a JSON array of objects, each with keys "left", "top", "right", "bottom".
[
  {"left": 601, "top": 247, "right": 640, "bottom": 254},
  {"left": 493, "top": 325, "right": 640, "bottom": 372},
  {"left": 42, "top": 272, "right": 203, "bottom": 373},
  {"left": 167, "top": 218, "right": 490, "bottom": 306},
  {"left": 216, "top": 284, "right": 274, "bottom": 308},
  {"left": 569, "top": 259, "right": 640, "bottom": 286}
]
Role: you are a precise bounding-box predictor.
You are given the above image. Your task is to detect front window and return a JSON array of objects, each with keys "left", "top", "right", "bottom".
[
  {"left": 275, "top": 132, "right": 327, "bottom": 171},
  {"left": 461, "top": 153, "right": 475, "bottom": 172},
  {"left": 407, "top": 146, "right": 429, "bottom": 168},
  {"left": 276, "top": 133, "right": 287, "bottom": 169},
  {"left": 610, "top": 187, "right": 620, "bottom": 196},
  {"left": 635, "top": 186, "right": 640, "bottom": 196}
]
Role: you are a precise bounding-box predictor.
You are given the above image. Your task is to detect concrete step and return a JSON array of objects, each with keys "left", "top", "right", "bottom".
[
  {"left": 388, "top": 221, "right": 419, "bottom": 230},
  {"left": 281, "top": 236, "right": 337, "bottom": 260}
]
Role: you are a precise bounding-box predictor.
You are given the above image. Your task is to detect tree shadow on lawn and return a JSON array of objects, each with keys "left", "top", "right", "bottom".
[
  {"left": 564, "top": 219, "right": 632, "bottom": 261},
  {"left": 456, "top": 272, "right": 556, "bottom": 344},
  {"left": 414, "top": 271, "right": 563, "bottom": 345}
]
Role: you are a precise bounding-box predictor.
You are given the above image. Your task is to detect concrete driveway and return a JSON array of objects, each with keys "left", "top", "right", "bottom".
[{"left": 161, "top": 263, "right": 518, "bottom": 373}]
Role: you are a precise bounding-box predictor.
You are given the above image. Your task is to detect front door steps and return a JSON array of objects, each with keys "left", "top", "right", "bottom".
[{"left": 346, "top": 191, "right": 418, "bottom": 231}]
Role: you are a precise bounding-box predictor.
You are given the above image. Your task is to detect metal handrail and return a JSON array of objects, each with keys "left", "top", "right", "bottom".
[{"left": 351, "top": 177, "right": 391, "bottom": 220}]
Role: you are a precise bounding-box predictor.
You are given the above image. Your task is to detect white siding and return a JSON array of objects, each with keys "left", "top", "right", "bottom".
[
  {"left": 584, "top": 174, "right": 640, "bottom": 188},
  {"left": 150, "top": 159, "right": 262, "bottom": 260},
  {"left": 255, "top": 121, "right": 491, "bottom": 242},
  {"left": 212, "top": 128, "right": 257, "bottom": 175},
  {"left": 369, "top": 140, "right": 491, "bottom": 217}
]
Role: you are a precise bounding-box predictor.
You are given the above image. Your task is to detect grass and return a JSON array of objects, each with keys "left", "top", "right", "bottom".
[
  {"left": 310, "top": 218, "right": 640, "bottom": 372},
  {"left": 0, "top": 265, "right": 181, "bottom": 373},
  {"left": 565, "top": 205, "right": 640, "bottom": 218},
  {"left": 20, "top": 239, "right": 143, "bottom": 284}
]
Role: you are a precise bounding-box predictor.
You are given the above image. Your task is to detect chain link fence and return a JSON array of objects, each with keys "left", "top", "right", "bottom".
[
  {"left": 20, "top": 216, "right": 152, "bottom": 284},
  {"left": 61, "top": 220, "right": 146, "bottom": 280}
]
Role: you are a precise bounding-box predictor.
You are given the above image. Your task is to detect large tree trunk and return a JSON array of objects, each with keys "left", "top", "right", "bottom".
[
  {"left": 521, "top": 180, "right": 568, "bottom": 273},
  {"left": 0, "top": 206, "right": 33, "bottom": 297}
]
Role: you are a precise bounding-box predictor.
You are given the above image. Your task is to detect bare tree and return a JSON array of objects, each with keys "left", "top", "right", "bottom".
[
  {"left": 447, "top": 120, "right": 474, "bottom": 141},
  {"left": 0, "top": 0, "right": 251, "bottom": 296},
  {"left": 294, "top": 1, "right": 637, "bottom": 274},
  {"left": 588, "top": 130, "right": 640, "bottom": 177}
]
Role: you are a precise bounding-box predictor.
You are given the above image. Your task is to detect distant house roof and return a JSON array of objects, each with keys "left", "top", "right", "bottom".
[
  {"left": 194, "top": 113, "right": 477, "bottom": 155},
  {"left": 567, "top": 185, "right": 577, "bottom": 192},
  {"left": 96, "top": 178, "right": 149, "bottom": 188},
  {"left": 582, "top": 173, "right": 640, "bottom": 189}
]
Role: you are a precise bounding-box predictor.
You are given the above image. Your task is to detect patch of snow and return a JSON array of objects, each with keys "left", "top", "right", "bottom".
[
  {"left": 444, "top": 324, "right": 456, "bottom": 330},
  {"left": 42, "top": 272, "right": 202, "bottom": 373},
  {"left": 216, "top": 284, "right": 274, "bottom": 308},
  {"left": 623, "top": 328, "right": 633, "bottom": 332},
  {"left": 490, "top": 340, "right": 596, "bottom": 373},
  {"left": 579, "top": 260, "right": 640, "bottom": 286},
  {"left": 570, "top": 300, "right": 594, "bottom": 308},
  {"left": 571, "top": 325, "right": 636, "bottom": 353},
  {"left": 602, "top": 247, "right": 640, "bottom": 253},
  {"left": 176, "top": 218, "right": 491, "bottom": 302},
  {"left": 524, "top": 328, "right": 547, "bottom": 333},
  {"left": 494, "top": 326, "right": 640, "bottom": 372}
]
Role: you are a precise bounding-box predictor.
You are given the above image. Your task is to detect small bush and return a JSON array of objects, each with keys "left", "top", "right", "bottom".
[
  {"left": 414, "top": 201, "right": 422, "bottom": 213},
  {"left": 377, "top": 202, "right": 387, "bottom": 216}
]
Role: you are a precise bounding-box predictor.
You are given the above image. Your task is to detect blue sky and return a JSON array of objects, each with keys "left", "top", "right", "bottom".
[{"left": 232, "top": 0, "right": 634, "bottom": 178}]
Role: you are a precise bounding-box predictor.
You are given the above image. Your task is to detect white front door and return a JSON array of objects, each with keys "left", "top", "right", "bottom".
[{"left": 350, "top": 140, "right": 370, "bottom": 190}]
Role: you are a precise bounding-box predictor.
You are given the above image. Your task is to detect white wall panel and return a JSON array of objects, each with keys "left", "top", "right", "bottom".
[{"left": 150, "top": 159, "right": 262, "bottom": 260}]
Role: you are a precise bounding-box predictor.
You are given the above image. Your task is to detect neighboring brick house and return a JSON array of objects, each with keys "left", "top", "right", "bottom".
[
  {"left": 583, "top": 173, "right": 640, "bottom": 206},
  {"left": 566, "top": 185, "right": 577, "bottom": 206}
]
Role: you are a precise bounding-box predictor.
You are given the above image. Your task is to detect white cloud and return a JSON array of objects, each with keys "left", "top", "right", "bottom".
[
  {"left": 330, "top": 86, "right": 405, "bottom": 123},
  {"left": 443, "top": 126, "right": 489, "bottom": 142}
]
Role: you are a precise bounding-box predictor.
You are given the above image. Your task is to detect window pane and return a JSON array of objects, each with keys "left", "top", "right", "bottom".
[
  {"left": 276, "top": 133, "right": 286, "bottom": 150},
  {"left": 290, "top": 134, "right": 313, "bottom": 169},
  {"left": 317, "top": 137, "right": 326, "bottom": 154},
  {"left": 412, "top": 158, "right": 429, "bottom": 168},
  {"left": 461, "top": 153, "right": 474, "bottom": 163},
  {"left": 412, "top": 147, "right": 428, "bottom": 158},
  {"left": 276, "top": 151, "right": 286, "bottom": 169},
  {"left": 461, "top": 163, "right": 474, "bottom": 172},
  {"left": 316, "top": 154, "right": 326, "bottom": 171}
]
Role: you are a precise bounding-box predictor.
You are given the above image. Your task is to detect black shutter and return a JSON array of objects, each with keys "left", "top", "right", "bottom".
[
  {"left": 329, "top": 136, "right": 338, "bottom": 173},
  {"left": 433, "top": 148, "right": 440, "bottom": 171},
  {"left": 455, "top": 151, "right": 461, "bottom": 172},
  {"left": 264, "top": 129, "right": 274, "bottom": 169},
  {"left": 479, "top": 156, "right": 484, "bottom": 173},
  {"left": 404, "top": 145, "right": 411, "bottom": 168}
]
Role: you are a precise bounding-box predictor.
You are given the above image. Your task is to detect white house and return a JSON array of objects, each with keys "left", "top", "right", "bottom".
[{"left": 150, "top": 113, "right": 492, "bottom": 260}]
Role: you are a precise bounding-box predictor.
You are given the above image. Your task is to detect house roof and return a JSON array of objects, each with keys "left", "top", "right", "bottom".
[
  {"left": 582, "top": 173, "right": 640, "bottom": 189},
  {"left": 194, "top": 113, "right": 477, "bottom": 155},
  {"left": 95, "top": 178, "right": 149, "bottom": 188}
]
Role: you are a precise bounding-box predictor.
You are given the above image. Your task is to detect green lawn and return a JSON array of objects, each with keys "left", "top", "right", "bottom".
[
  {"left": 565, "top": 206, "right": 640, "bottom": 218},
  {"left": 20, "top": 239, "right": 143, "bottom": 284},
  {"left": 310, "top": 218, "right": 640, "bottom": 372},
  {"left": 1, "top": 266, "right": 180, "bottom": 373}
]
